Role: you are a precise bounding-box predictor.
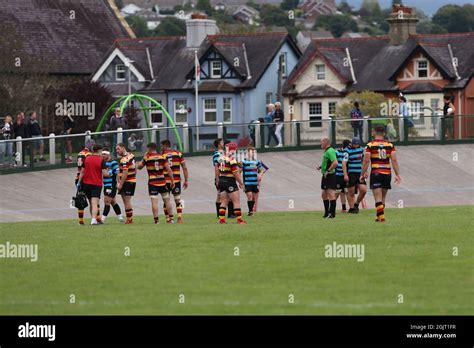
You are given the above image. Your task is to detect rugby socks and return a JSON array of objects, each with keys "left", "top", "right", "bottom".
[
  {"left": 215, "top": 202, "right": 221, "bottom": 218},
  {"left": 103, "top": 204, "right": 111, "bottom": 217},
  {"left": 126, "top": 209, "right": 133, "bottom": 223},
  {"left": 329, "top": 200, "right": 336, "bottom": 217},
  {"left": 227, "top": 201, "right": 234, "bottom": 218},
  {"left": 176, "top": 200, "right": 182, "bottom": 218},
  {"left": 219, "top": 207, "right": 226, "bottom": 223},
  {"left": 247, "top": 200, "right": 255, "bottom": 213},
  {"left": 342, "top": 204, "right": 347, "bottom": 211},
  {"left": 154, "top": 216, "right": 159, "bottom": 224},
  {"left": 78, "top": 209, "right": 85, "bottom": 224},
  {"left": 376, "top": 202, "right": 385, "bottom": 221},
  {"left": 96, "top": 205, "right": 102, "bottom": 223},
  {"left": 235, "top": 208, "right": 243, "bottom": 222},
  {"left": 113, "top": 204, "right": 122, "bottom": 215},
  {"left": 323, "top": 200, "right": 329, "bottom": 217},
  {"left": 163, "top": 204, "right": 169, "bottom": 220}
]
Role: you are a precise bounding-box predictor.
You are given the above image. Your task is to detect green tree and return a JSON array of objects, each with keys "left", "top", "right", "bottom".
[
  {"left": 313, "top": 14, "right": 358, "bottom": 38},
  {"left": 392, "top": 0, "right": 402, "bottom": 5},
  {"left": 153, "top": 17, "right": 186, "bottom": 36},
  {"left": 115, "top": 0, "right": 124, "bottom": 9},
  {"left": 125, "top": 16, "right": 150, "bottom": 37},
  {"left": 432, "top": 4, "right": 474, "bottom": 33},
  {"left": 416, "top": 20, "right": 447, "bottom": 34},
  {"left": 337, "top": 1, "right": 353, "bottom": 14},
  {"left": 197, "top": 0, "right": 213, "bottom": 15},
  {"left": 280, "top": 0, "right": 299, "bottom": 11},
  {"left": 260, "top": 4, "right": 292, "bottom": 27}
]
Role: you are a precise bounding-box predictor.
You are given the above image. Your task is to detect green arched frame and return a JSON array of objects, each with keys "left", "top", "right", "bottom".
[{"left": 96, "top": 93, "right": 183, "bottom": 151}]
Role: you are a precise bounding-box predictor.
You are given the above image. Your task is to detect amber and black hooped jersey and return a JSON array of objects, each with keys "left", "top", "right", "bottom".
[
  {"left": 218, "top": 155, "right": 239, "bottom": 178},
  {"left": 163, "top": 149, "right": 185, "bottom": 184},
  {"left": 365, "top": 140, "right": 396, "bottom": 175},
  {"left": 119, "top": 153, "right": 136, "bottom": 183},
  {"left": 142, "top": 152, "right": 166, "bottom": 187},
  {"left": 75, "top": 148, "right": 91, "bottom": 181}
]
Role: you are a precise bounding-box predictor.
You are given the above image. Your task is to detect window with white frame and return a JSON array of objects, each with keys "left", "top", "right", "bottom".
[
  {"left": 416, "top": 60, "right": 428, "bottom": 78},
  {"left": 308, "top": 102, "right": 322, "bottom": 128},
  {"left": 223, "top": 97, "right": 232, "bottom": 123},
  {"left": 328, "top": 102, "right": 337, "bottom": 117},
  {"left": 174, "top": 99, "right": 188, "bottom": 124},
  {"left": 210, "top": 61, "right": 222, "bottom": 78},
  {"left": 203, "top": 98, "right": 217, "bottom": 123},
  {"left": 116, "top": 64, "right": 126, "bottom": 81},
  {"left": 150, "top": 100, "right": 163, "bottom": 125},
  {"left": 410, "top": 99, "right": 424, "bottom": 125},
  {"left": 315, "top": 64, "right": 325, "bottom": 80}
]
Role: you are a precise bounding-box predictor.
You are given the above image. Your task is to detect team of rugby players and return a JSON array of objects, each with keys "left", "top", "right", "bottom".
[{"left": 75, "top": 125, "right": 399, "bottom": 225}]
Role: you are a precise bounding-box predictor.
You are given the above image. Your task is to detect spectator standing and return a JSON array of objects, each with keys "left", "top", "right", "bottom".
[
  {"left": 28, "top": 111, "right": 46, "bottom": 162},
  {"left": 398, "top": 96, "right": 414, "bottom": 129},
  {"left": 109, "top": 107, "right": 128, "bottom": 148},
  {"left": 264, "top": 103, "right": 278, "bottom": 148},
  {"left": 0, "top": 115, "right": 14, "bottom": 167},
  {"left": 350, "top": 102, "right": 363, "bottom": 142},
  {"left": 443, "top": 95, "right": 456, "bottom": 140},
  {"left": 13, "top": 113, "right": 29, "bottom": 166},
  {"left": 63, "top": 113, "right": 75, "bottom": 163},
  {"left": 274, "top": 102, "right": 284, "bottom": 148}
]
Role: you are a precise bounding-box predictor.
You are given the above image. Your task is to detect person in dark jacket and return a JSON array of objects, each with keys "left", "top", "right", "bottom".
[
  {"left": 13, "top": 113, "right": 29, "bottom": 166},
  {"left": 350, "top": 102, "right": 363, "bottom": 142},
  {"left": 63, "top": 112, "right": 75, "bottom": 163},
  {"left": 28, "top": 111, "right": 46, "bottom": 162},
  {"left": 109, "top": 108, "right": 128, "bottom": 148}
]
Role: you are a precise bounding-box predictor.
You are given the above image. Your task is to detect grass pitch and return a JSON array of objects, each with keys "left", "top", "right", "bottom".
[{"left": 0, "top": 206, "right": 472, "bottom": 315}]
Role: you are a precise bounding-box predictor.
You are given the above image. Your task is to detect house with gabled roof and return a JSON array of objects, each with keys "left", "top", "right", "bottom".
[
  {"left": 92, "top": 14, "right": 300, "bottom": 149},
  {"left": 283, "top": 4, "right": 474, "bottom": 143}
]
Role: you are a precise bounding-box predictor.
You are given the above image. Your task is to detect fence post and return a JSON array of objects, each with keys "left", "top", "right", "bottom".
[
  {"left": 49, "top": 133, "right": 55, "bottom": 165},
  {"left": 188, "top": 127, "right": 193, "bottom": 153},
  {"left": 217, "top": 122, "right": 224, "bottom": 139},
  {"left": 60, "top": 137, "right": 66, "bottom": 164},
  {"left": 255, "top": 121, "right": 261, "bottom": 149},
  {"left": 117, "top": 127, "right": 123, "bottom": 144},
  {"left": 182, "top": 123, "right": 189, "bottom": 153},
  {"left": 403, "top": 118, "right": 409, "bottom": 145},
  {"left": 260, "top": 122, "right": 265, "bottom": 149},
  {"left": 222, "top": 125, "right": 227, "bottom": 141},
  {"left": 329, "top": 117, "right": 336, "bottom": 147},
  {"left": 296, "top": 122, "right": 301, "bottom": 147},
  {"left": 85, "top": 130, "right": 92, "bottom": 144},
  {"left": 367, "top": 119, "right": 372, "bottom": 141},
  {"left": 15, "top": 136, "right": 23, "bottom": 167},
  {"left": 363, "top": 117, "right": 369, "bottom": 143},
  {"left": 440, "top": 116, "right": 446, "bottom": 144},
  {"left": 151, "top": 125, "right": 158, "bottom": 143},
  {"left": 291, "top": 119, "right": 297, "bottom": 147},
  {"left": 398, "top": 117, "right": 404, "bottom": 143}
]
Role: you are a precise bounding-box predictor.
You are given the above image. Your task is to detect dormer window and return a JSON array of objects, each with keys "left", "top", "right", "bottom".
[
  {"left": 211, "top": 61, "right": 222, "bottom": 78},
  {"left": 416, "top": 60, "right": 428, "bottom": 78},
  {"left": 116, "top": 64, "right": 126, "bottom": 81},
  {"left": 315, "top": 64, "right": 325, "bottom": 80}
]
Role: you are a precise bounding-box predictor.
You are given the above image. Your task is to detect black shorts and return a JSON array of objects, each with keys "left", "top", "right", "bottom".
[
  {"left": 348, "top": 172, "right": 366, "bottom": 188},
  {"left": 321, "top": 173, "right": 337, "bottom": 190},
  {"left": 218, "top": 178, "right": 239, "bottom": 193},
  {"left": 335, "top": 175, "right": 346, "bottom": 192},
  {"left": 149, "top": 184, "right": 169, "bottom": 196},
  {"left": 245, "top": 185, "right": 259, "bottom": 193},
  {"left": 370, "top": 173, "right": 391, "bottom": 190},
  {"left": 166, "top": 182, "right": 182, "bottom": 195},
  {"left": 104, "top": 186, "right": 117, "bottom": 198},
  {"left": 120, "top": 182, "right": 136, "bottom": 196},
  {"left": 82, "top": 183, "right": 102, "bottom": 199}
]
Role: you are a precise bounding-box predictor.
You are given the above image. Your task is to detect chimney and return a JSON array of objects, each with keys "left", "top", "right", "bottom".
[
  {"left": 186, "top": 13, "right": 218, "bottom": 48},
  {"left": 387, "top": 4, "right": 418, "bottom": 46}
]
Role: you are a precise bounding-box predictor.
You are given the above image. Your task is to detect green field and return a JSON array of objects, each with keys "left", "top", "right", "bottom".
[{"left": 0, "top": 206, "right": 472, "bottom": 315}]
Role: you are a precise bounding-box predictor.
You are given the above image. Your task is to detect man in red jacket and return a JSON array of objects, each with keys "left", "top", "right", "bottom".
[{"left": 77, "top": 144, "right": 110, "bottom": 225}]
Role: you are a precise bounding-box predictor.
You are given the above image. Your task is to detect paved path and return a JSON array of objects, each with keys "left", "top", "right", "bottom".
[{"left": 0, "top": 145, "right": 473, "bottom": 222}]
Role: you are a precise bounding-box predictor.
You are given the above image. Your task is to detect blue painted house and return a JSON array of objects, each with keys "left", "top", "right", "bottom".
[{"left": 92, "top": 15, "right": 300, "bottom": 149}]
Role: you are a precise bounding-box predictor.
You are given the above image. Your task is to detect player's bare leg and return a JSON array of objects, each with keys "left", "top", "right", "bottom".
[
  {"left": 245, "top": 191, "right": 255, "bottom": 216},
  {"left": 174, "top": 194, "right": 183, "bottom": 223},
  {"left": 150, "top": 196, "right": 160, "bottom": 224},
  {"left": 162, "top": 192, "right": 174, "bottom": 223},
  {"left": 347, "top": 186, "right": 356, "bottom": 210},
  {"left": 90, "top": 197, "right": 100, "bottom": 225}
]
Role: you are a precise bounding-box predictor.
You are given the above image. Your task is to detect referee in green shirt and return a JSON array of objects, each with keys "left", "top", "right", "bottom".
[{"left": 318, "top": 138, "right": 338, "bottom": 218}]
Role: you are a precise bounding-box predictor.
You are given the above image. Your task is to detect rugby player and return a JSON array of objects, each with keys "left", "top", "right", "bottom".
[
  {"left": 137, "top": 142, "right": 175, "bottom": 224},
  {"left": 335, "top": 140, "right": 350, "bottom": 213},
  {"left": 101, "top": 148, "right": 124, "bottom": 223},
  {"left": 343, "top": 137, "right": 367, "bottom": 214},
  {"left": 116, "top": 143, "right": 136, "bottom": 224},
  {"left": 212, "top": 138, "right": 224, "bottom": 218},
  {"left": 318, "top": 138, "right": 338, "bottom": 218},
  {"left": 216, "top": 142, "right": 246, "bottom": 224},
  {"left": 360, "top": 125, "right": 401, "bottom": 222},
  {"left": 75, "top": 140, "right": 93, "bottom": 225},
  {"left": 160, "top": 140, "right": 188, "bottom": 224},
  {"left": 77, "top": 144, "right": 109, "bottom": 225},
  {"left": 241, "top": 147, "right": 265, "bottom": 216}
]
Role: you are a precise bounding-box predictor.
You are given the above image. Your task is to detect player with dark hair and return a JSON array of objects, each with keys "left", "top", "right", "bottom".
[
  {"left": 101, "top": 148, "right": 124, "bottom": 223},
  {"left": 161, "top": 140, "right": 188, "bottom": 224},
  {"left": 75, "top": 140, "right": 93, "bottom": 225},
  {"left": 137, "top": 142, "right": 175, "bottom": 224},
  {"left": 318, "top": 138, "right": 338, "bottom": 218},
  {"left": 241, "top": 147, "right": 265, "bottom": 216},
  {"left": 361, "top": 125, "right": 401, "bottom": 222},
  {"left": 77, "top": 144, "right": 109, "bottom": 225},
  {"left": 212, "top": 138, "right": 224, "bottom": 218},
  {"left": 335, "top": 139, "right": 350, "bottom": 213},
  {"left": 116, "top": 143, "right": 136, "bottom": 224},
  {"left": 343, "top": 137, "right": 367, "bottom": 214},
  {"left": 216, "top": 142, "right": 246, "bottom": 224}
]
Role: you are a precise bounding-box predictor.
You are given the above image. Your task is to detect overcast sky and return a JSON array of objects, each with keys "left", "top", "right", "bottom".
[{"left": 339, "top": 0, "right": 471, "bottom": 16}]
